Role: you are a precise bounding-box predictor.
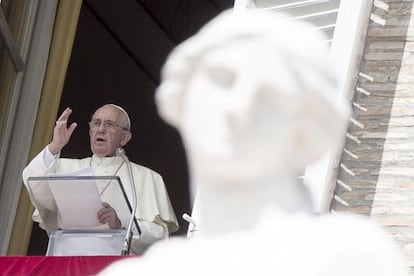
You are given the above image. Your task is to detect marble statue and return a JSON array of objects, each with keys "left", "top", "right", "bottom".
[{"left": 100, "top": 9, "right": 408, "bottom": 275}]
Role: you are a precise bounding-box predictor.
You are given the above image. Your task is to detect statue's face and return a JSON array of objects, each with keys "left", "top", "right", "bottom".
[
  {"left": 180, "top": 42, "right": 296, "bottom": 180},
  {"left": 178, "top": 41, "right": 346, "bottom": 182}
]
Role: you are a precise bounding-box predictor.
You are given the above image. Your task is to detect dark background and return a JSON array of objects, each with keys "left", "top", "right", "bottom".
[{"left": 28, "top": 0, "right": 233, "bottom": 255}]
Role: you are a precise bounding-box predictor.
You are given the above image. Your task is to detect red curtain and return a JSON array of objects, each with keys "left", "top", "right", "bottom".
[{"left": 0, "top": 256, "right": 135, "bottom": 275}]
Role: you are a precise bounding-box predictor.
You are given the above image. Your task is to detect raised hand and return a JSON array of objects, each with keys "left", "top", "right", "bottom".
[
  {"left": 98, "top": 202, "right": 122, "bottom": 229},
  {"left": 48, "top": 107, "right": 78, "bottom": 155}
]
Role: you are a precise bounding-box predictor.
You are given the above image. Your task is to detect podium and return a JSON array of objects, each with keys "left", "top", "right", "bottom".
[
  {"left": 46, "top": 229, "right": 126, "bottom": 256},
  {"left": 27, "top": 176, "right": 137, "bottom": 256}
]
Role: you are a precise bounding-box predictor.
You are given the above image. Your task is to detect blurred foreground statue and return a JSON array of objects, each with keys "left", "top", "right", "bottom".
[{"left": 101, "top": 9, "right": 408, "bottom": 275}]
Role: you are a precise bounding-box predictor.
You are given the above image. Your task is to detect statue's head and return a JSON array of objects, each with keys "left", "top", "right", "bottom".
[{"left": 156, "top": 10, "right": 349, "bottom": 182}]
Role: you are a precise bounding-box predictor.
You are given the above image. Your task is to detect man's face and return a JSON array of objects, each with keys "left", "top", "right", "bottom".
[{"left": 89, "top": 105, "right": 131, "bottom": 157}]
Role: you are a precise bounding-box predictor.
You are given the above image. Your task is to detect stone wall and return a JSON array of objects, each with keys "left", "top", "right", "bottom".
[{"left": 331, "top": 0, "right": 414, "bottom": 271}]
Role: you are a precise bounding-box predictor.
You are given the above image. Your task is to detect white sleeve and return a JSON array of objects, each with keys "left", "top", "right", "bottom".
[
  {"left": 43, "top": 146, "right": 60, "bottom": 168},
  {"left": 130, "top": 220, "right": 168, "bottom": 254}
]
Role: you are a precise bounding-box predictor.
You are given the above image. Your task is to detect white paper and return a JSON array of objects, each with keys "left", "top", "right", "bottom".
[{"left": 47, "top": 167, "right": 103, "bottom": 229}]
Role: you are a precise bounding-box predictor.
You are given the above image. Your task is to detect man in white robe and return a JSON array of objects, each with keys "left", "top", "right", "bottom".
[{"left": 23, "top": 104, "right": 178, "bottom": 254}]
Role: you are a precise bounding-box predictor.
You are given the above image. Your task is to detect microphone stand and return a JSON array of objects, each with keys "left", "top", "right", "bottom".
[{"left": 116, "top": 148, "right": 139, "bottom": 255}]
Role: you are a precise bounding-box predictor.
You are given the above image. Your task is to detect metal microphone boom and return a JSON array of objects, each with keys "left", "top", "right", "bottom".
[{"left": 116, "top": 147, "right": 140, "bottom": 255}]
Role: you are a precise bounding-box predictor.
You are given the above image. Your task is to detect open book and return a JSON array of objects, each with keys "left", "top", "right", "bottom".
[
  {"left": 28, "top": 168, "right": 132, "bottom": 232},
  {"left": 27, "top": 167, "right": 102, "bottom": 229},
  {"left": 47, "top": 167, "right": 102, "bottom": 229}
]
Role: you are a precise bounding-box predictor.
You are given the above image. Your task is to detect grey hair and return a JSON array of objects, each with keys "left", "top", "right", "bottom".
[{"left": 108, "top": 104, "right": 131, "bottom": 131}]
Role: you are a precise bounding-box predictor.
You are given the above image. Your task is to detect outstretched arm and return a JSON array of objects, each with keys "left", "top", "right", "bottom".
[{"left": 48, "top": 107, "right": 78, "bottom": 155}]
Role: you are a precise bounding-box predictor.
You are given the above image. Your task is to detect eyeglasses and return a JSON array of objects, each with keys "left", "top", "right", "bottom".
[{"left": 88, "top": 119, "right": 128, "bottom": 131}]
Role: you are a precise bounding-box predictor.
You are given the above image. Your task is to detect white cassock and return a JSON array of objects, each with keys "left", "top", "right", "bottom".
[{"left": 22, "top": 146, "right": 179, "bottom": 254}]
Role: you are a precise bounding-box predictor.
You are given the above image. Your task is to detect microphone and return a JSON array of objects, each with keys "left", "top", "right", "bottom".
[
  {"left": 182, "top": 213, "right": 198, "bottom": 237},
  {"left": 115, "top": 147, "right": 126, "bottom": 157},
  {"left": 116, "top": 147, "right": 140, "bottom": 255},
  {"left": 182, "top": 213, "right": 197, "bottom": 228}
]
